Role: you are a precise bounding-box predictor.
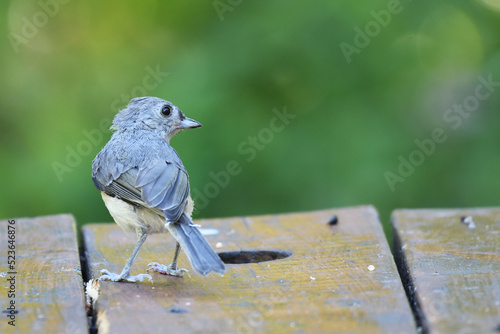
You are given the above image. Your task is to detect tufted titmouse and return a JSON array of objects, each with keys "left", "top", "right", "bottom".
[{"left": 92, "top": 96, "right": 225, "bottom": 282}]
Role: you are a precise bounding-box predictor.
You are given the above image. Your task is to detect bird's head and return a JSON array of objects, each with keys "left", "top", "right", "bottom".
[{"left": 111, "top": 96, "right": 202, "bottom": 143}]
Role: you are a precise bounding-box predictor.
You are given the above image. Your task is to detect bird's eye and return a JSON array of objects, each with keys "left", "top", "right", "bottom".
[{"left": 161, "top": 105, "right": 172, "bottom": 116}]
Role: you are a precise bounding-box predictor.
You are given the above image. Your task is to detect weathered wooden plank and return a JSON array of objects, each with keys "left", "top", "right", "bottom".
[
  {"left": 0, "top": 215, "right": 88, "bottom": 334},
  {"left": 392, "top": 208, "right": 500, "bottom": 334},
  {"left": 83, "top": 206, "right": 415, "bottom": 333}
]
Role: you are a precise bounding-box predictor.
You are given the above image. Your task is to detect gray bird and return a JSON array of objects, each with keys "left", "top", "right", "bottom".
[{"left": 92, "top": 96, "right": 225, "bottom": 282}]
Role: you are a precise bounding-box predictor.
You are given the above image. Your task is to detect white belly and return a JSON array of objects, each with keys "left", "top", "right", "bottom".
[{"left": 101, "top": 192, "right": 168, "bottom": 234}]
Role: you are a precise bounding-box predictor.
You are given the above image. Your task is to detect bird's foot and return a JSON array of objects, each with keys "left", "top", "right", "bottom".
[
  {"left": 147, "top": 262, "right": 190, "bottom": 277},
  {"left": 99, "top": 269, "right": 152, "bottom": 283}
]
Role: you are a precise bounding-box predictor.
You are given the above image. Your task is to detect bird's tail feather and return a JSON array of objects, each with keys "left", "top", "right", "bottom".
[{"left": 165, "top": 214, "right": 225, "bottom": 276}]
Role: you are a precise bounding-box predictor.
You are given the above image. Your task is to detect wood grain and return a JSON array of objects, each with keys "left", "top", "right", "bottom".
[
  {"left": 392, "top": 208, "right": 500, "bottom": 334},
  {"left": 0, "top": 215, "right": 88, "bottom": 334},
  {"left": 83, "top": 206, "right": 415, "bottom": 333}
]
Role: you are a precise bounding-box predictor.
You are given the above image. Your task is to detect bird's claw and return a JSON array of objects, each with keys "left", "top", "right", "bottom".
[
  {"left": 99, "top": 269, "right": 153, "bottom": 283},
  {"left": 147, "top": 262, "right": 190, "bottom": 277}
]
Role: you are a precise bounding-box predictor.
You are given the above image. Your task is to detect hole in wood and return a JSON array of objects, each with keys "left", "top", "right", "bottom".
[{"left": 218, "top": 249, "right": 293, "bottom": 264}]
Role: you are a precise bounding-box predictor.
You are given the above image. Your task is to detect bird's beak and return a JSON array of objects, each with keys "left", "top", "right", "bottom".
[{"left": 178, "top": 117, "right": 202, "bottom": 129}]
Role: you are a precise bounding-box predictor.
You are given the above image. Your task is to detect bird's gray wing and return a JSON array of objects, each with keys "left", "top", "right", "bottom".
[
  {"left": 93, "top": 159, "right": 189, "bottom": 222},
  {"left": 92, "top": 168, "right": 160, "bottom": 216},
  {"left": 136, "top": 161, "right": 190, "bottom": 222}
]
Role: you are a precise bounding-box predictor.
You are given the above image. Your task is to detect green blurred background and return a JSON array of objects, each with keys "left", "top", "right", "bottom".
[{"left": 1, "top": 0, "right": 499, "bottom": 237}]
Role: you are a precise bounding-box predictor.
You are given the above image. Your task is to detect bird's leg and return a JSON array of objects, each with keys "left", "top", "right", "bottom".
[
  {"left": 147, "top": 242, "right": 190, "bottom": 277},
  {"left": 170, "top": 241, "right": 181, "bottom": 268},
  {"left": 99, "top": 229, "right": 152, "bottom": 283}
]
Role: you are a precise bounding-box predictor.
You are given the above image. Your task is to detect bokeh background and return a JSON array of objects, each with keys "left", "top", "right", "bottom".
[{"left": 1, "top": 0, "right": 499, "bottom": 238}]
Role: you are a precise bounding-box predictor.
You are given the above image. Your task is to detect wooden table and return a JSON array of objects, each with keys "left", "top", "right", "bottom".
[{"left": 1, "top": 206, "right": 498, "bottom": 333}]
